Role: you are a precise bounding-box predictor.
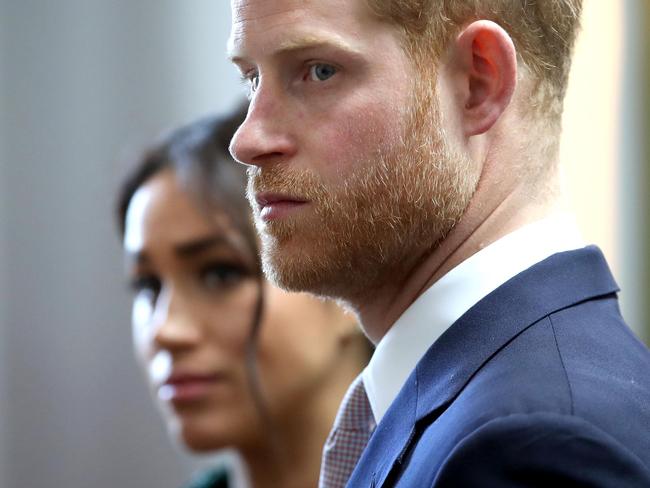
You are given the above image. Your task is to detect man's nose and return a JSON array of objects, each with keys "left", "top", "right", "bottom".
[{"left": 229, "top": 92, "right": 297, "bottom": 167}]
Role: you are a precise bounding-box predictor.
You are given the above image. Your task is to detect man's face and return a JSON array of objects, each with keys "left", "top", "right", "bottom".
[{"left": 229, "top": 0, "right": 478, "bottom": 300}]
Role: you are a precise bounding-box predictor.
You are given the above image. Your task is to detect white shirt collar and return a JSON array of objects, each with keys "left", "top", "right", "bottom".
[{"left": 362, "top": 213, "right": 585, "bottom": 423}]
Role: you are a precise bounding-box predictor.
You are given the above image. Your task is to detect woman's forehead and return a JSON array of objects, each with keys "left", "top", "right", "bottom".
[{"left": 124, "top": 170, "right": 240, "bottom": 255}]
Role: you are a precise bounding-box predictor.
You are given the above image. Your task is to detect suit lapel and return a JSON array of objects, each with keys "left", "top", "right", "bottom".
[
  {"left": 346, "top": 246, "right": 619, "bottom": 487},
  {"left": 345, "top": 373, "right": 418, "bottom": 487}
]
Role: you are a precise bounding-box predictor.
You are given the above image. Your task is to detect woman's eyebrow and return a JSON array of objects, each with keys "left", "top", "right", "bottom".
[{"left": 174, "top": 235, "right": 230, "bottom": 258}]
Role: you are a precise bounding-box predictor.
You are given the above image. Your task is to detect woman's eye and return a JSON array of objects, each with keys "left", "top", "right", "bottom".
[
  {"left": 200, "top": 264, "right": 247, "bottom": 290},
  {"left": 307, "top": 63, "right": 337, "bottom": 82},
  {"left": 129, "top": 276, "right": 161, "bottom": 301}
]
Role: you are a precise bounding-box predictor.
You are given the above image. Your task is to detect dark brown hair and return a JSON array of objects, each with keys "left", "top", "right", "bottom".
[{"left": 116, "top": 103, "right": 254, "bottom": 255}]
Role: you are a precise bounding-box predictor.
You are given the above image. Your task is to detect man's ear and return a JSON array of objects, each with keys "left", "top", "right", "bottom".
[{"left": 451, "top": 20, "right": 517, "bottom": 137}]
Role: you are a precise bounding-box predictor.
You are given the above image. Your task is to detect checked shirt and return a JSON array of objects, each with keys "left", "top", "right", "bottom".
[{"left": 319, "top": 375, "right": 376, "bottom": 488}]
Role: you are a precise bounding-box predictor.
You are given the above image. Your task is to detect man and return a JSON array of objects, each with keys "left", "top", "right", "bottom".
[{"left": 228, "top": 0, "right": 650, "bottom": 486}]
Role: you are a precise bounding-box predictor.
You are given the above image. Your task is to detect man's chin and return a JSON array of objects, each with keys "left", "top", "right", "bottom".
[
  {"left": 255, "top": 214, "right": 301, "bottom": 244},
  {"left": 259, "top": 240, "right": 340, "bottom": 297}
]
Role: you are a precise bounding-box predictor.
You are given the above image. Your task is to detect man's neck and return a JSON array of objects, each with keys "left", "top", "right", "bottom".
[{"left": 353, "top": 187, "right": 562, "bottom": 344}]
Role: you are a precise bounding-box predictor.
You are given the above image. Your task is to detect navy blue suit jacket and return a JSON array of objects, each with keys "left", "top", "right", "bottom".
[{"left": 348, "top": 247, "right": 650, "bottom": 487}]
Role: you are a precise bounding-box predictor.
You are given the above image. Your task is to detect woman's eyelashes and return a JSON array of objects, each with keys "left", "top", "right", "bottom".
[
  {"left": 199, "top": 262, "right": 249, "bottom": 291},
  {"left": 129, "top": 261, "right": 249, "bottom": 300}
]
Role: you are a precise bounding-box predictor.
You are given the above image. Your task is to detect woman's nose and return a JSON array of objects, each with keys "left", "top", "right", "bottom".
[{"left": 151, "top": 288, "right": 202, "bottom": 352}]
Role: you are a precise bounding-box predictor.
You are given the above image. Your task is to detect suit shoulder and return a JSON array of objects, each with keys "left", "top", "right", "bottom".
[
  {"left": 548, "top": 296, "right": 650, "bottom": 463},
  {"left": 434, "top": 412, "right": 650, "bottom": 487},
  {"left": 447, "top": 315, "right": 574, "bottom": 419},
  {"left": 422, "top": 298, "right": 650, "bottom": 476}
]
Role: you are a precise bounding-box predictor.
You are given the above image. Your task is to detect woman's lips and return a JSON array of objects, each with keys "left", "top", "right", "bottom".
[
  {"left": 158, "top": 373, "right": 224, "bottom": 404},
  {"left": 255, "top": 193, "right": 308, "bottom": 222}
]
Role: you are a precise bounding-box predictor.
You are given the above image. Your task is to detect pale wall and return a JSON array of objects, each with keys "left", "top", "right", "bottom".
[
  {"left": 0, "top": 2, "right": 241, "bottom": 487},
  {"left": 561, "top": 0, "right": 646, "bottom": 339},
  {"left": 562, "top": 0, "right": 622, "bottom": 266},
  {"left": 0, "top": 4, "right": 9, "bottom": 486}
]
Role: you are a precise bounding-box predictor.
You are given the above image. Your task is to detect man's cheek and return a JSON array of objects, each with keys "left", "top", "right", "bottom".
[{"left": 315, "top": 106, "right": 401, "bottom": 175}]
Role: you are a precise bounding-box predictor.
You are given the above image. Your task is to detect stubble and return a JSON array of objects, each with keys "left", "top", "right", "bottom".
[{"left": 247, "top": 90, "right": 479, "bottom": 302}]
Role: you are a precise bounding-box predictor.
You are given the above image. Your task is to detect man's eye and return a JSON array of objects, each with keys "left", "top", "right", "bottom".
[
  {"left": 250, "top": 74, "right": 260, "bottom": 92},
  {"left": 239, "top": 71, "right": 260, "bottom": 96},
  {"left": 200, "top": 263, "right": 248, "bottom": 290},
  {"left": 307, "top": 63, "right": 337, "bottom": 82},
  {"left": 129, "top": 276, "right": 161, "bottom": 301}
]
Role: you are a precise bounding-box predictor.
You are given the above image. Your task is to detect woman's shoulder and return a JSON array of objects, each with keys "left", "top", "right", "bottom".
[{"left": 182, "top": 467, "right": 230, "bottom": 488}]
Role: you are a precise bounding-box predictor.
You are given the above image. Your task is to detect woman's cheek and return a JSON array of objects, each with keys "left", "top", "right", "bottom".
[{"left": 205, "top": 281, "right": 259, "bottom": 350}]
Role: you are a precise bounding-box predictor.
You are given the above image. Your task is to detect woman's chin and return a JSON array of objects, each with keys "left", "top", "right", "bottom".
[
  {"left": 167, "top": 415, "right": 244, "bottom": 453},
  {"left": 181, "top": 436, "right": 223, "bottom": 453},
  {"left": 171, "top": 423, "right": 225, "bottom": 452}
]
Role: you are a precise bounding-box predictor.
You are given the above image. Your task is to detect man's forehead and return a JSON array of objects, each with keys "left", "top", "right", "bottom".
[
  {"left": 231, "top": 0, "right": 307, "bottom": 21},
  {"left": 231, "top": 0, "right": 324, "bottom": 34},
  {"left": 229, "top": 0, "right": 372, "bottom": 55},
  {"left": 229, "top": 1, "right": 306, "bottom": 50}
]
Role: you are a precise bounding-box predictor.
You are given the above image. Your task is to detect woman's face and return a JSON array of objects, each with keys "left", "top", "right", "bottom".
[{"left": 123, "top": 168, "right": 355, "bottom": 452}]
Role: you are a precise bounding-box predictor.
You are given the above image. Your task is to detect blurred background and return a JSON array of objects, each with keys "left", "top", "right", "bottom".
[{"left": 0, "top": 1, "right": 647, "bottom": 488}]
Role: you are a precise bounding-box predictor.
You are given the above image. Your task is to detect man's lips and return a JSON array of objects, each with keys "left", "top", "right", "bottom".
[
  {"left": 255, "top": 192, "right": 308, "bottom": 222},
  {"left": 157, "top": 372, "right": 225, "bottom": 403}
]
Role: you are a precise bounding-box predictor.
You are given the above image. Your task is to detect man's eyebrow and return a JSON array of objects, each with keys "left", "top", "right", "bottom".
[
  {"left": 228, "top": 35, "right": 362, "bottom": 64},
  {"left": 276, "top": 35, "right": 360, "bottom": 54}
]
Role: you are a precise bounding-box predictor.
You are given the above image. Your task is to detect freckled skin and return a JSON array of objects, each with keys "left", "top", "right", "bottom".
[{"left": 229, "top": 0, "right": 480, "bottom": 333}]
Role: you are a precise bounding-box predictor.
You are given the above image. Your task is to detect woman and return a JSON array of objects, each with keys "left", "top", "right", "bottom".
[{"left": 116, "top": 105, "right": 371, "bottom": 488}]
